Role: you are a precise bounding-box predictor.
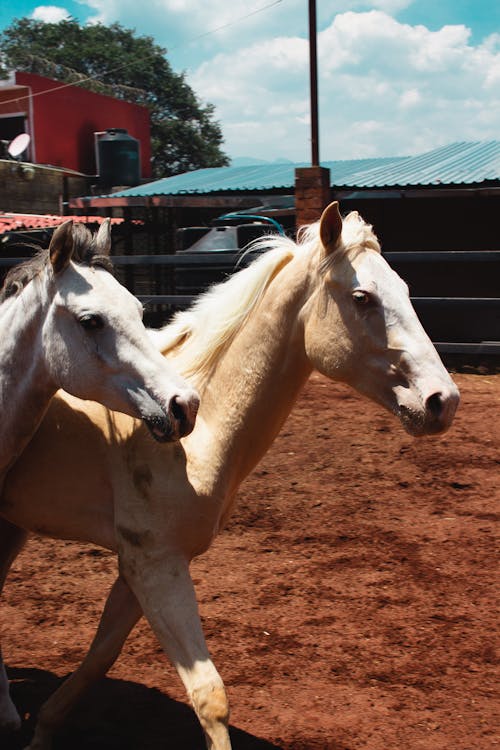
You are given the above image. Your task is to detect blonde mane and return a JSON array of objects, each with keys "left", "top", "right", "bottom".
[
  {"left": 150, "top": 242, "right": 295, "bottom": 383},
  {"left": 150, "top": 210, "right": 378, "bottom": 384}
]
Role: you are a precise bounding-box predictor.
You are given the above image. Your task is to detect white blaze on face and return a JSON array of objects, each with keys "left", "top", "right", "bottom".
[
  {"left": 351, "top": 250, "right": 460, "bottom": 436},
  {"left": 48, "top": 262, "right": 200, "bottom": 441}
]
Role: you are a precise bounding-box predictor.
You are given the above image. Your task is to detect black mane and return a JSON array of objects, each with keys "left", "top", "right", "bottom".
[{"left": 0, "top": 223, "right": 114, "bottom": 302}]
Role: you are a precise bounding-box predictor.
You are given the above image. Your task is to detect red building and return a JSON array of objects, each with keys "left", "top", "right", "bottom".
[{"left": 0, "top": 71, "right": 151, "bottom": 179}]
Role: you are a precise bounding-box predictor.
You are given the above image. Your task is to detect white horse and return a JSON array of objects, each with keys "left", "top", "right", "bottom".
[
  {"left": 0, "top": 218, "right": 199, "bottom": 491},
  {"left": 0, "top": 203, "right": 459, "bottom": 749}
]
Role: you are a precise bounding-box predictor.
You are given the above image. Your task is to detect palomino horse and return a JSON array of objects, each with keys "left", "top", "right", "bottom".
[
  {"left": 0, "top": 203, "right": 459, "bottom": 749},
  {"left": 0, "top": 219, "right": 199, "bottom": 493}
]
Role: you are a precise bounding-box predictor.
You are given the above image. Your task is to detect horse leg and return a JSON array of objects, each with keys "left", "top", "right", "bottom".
[
  {"left": 0, "top": 518, "right": 28, "bottom": 732},
  {"left": 26, "top": 574, "right": 142, "bottom": 750},
  {"left": 121, "top": 550, "right": 231, "bottom": 750}
]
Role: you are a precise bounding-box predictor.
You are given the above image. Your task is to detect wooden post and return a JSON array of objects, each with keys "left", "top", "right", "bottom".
[
  {"left": 294, "top": 1, "right": 330, "bottom": 231},
  {"left": 309, "top": 0, "right": 319, "bottom": 167}
]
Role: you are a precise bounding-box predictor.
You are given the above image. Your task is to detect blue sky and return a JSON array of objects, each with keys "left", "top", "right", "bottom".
[{"left": 1, "top": 1, "right": 499, "bottom": 164}]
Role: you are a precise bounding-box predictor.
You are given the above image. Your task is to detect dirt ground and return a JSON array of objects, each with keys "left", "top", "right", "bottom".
[{"left": 1, "top": 371, "right": 498, "bottom": 750}]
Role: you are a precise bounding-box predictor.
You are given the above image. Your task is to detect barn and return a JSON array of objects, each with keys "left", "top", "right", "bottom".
[
  {"left": 0, "top": 71, "right": 151, "bottom": 181},
  {"left": 67, "top": 140, "right": 500, "bottom": 365}
]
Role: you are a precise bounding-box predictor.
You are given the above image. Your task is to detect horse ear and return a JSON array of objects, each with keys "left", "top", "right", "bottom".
[
  {"left": 319, "top": 201, "right": 343, "bottom": 256},
  {"left": 95, "top": 218, "right": 112, "bottom": 256},
  {"left": 49, "top": 220, "right": 74, "bottom": 274}
]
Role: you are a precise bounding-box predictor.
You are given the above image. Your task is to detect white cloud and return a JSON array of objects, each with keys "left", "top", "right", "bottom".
[
  {"left": 409, "top": 24, "right": 471, "bottom": 72},
  {"left": 31, "top": 5, "right": 71, "bottom": 23},
  {"left": 79, "top": 1, "right": 414, "bottom": 69},
  {"left": 399, "top": 88, "right": 421, "bottom": 108},
  {"left": 190, "top": 9, "right": 500, "bottom": 161},
  {"left": 71, "top": 2, "right": 500, "bottom": 161}
]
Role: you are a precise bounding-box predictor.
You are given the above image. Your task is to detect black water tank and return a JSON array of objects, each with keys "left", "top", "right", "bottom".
[{"left": 97, "top": 128, "right": 140, "bottom": 186}]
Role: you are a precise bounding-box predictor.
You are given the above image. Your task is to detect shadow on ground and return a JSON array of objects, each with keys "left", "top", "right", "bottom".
[{"left": 4, "top": 666, "right": 282, "bottom": 750}]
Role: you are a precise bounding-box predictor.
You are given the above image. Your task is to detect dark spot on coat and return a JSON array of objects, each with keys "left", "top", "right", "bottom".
[
  {"left": 116, "top": 524, "right": 151, "bottom": 548},
  {"left": 132, "top": 464, "right": 153, "bottom": 502}
]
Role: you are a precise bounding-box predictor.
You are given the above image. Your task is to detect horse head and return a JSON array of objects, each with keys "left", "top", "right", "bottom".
[
  {"left": 303, "top": 202, "right": 459, "bottom": 436},
  {"left": 13, "top": 220, "right": 199, "bottom": 441}
]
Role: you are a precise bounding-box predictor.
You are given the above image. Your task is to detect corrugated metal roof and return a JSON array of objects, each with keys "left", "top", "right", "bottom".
[
  {"left": 105, "top": 141, "right": 500, "bottom": 199},
  {"left": 340, "top": 141, "right": 500, "bottom": 187}
]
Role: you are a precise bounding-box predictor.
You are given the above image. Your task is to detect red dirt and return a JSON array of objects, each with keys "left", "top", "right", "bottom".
[{"left": 2, "top": 372, "right": 498, "bottom": 750}]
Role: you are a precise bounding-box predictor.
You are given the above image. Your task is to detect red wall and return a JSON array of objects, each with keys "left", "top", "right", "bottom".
[{"left": 14, "top": 72, "right": 151, "bottom": 177}]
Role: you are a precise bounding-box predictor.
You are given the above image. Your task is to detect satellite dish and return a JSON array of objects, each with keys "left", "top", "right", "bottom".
[{"left": 8, "top": 133, "right": 30, "bottom": 159}]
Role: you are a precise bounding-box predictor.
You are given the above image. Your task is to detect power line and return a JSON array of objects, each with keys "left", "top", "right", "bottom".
[
  {"left": 169, "top": 0, "right": 283, "bottom": 49},
  {"left": 0, "top": 0, "right": 284, "bottom": 107}
]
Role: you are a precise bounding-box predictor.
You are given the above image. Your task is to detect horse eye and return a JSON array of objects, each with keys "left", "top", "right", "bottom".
[
  {"left": 79, "top": 313, "right": 104, "bottom": 331},
  {"left": 352, "top": 290, "right": 371, "bottom": 305}
]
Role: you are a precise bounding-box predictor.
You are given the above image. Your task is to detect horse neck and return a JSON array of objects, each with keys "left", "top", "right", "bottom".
[
  {"left": 185, "top": 252, "right": 314, "bottom": 502},
  {"left": 0, "top": 277, "right": 56, "bottom": 478}
]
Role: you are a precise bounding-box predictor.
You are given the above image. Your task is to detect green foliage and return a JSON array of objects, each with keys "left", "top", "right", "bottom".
[{"left": 0, "top": 18, "right": 229, "bottom": 176}]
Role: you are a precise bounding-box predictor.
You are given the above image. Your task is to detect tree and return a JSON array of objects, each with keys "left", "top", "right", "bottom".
[{"left": 0, "top": 18, "right": 229, "bottom": 176}]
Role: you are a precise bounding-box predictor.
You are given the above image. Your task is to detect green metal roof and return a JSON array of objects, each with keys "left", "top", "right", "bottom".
[{"left": 107, "top": 141, "right": 500, "bottom": 199}]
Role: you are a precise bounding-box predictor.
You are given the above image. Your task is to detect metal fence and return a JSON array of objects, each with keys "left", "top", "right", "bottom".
[{"left": 1, "top": 249, "right": 499, "bottom": 357}]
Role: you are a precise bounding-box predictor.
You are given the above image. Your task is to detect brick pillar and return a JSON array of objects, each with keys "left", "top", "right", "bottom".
[{"left": 294, "top": 166, "right": 331, "bottom": 230}]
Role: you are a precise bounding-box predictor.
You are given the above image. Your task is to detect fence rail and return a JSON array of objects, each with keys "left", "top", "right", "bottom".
[{"left": 1, "top": 250, "right": 498, "bottom": 357}]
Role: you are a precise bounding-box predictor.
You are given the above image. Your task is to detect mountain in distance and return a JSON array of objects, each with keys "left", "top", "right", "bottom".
[{"left": 230, "top": 156, "right": 294, "bottom": 167}]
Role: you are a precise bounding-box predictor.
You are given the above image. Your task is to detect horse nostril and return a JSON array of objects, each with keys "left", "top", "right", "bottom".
[
  {"left": 426, "top": 392, "right": 444, "bottom": 419},
  {"left": 169, "top": 392, "right": 199, "bottom": 437},
  {"left": 170, "top": 395, "right": 187, "bottom": 423}
]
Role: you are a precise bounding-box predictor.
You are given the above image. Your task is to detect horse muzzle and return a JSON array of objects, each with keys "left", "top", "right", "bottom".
[
  {"left": 130, "top": 387, "right": 200, "bottom": 442},
  {"left": 397, "top": 382, "right": 460, "bottom": 437}
]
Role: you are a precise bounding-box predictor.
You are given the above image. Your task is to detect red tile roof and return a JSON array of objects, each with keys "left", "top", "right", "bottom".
[{"left": 0, "top": 213, "right": 124, "bottom": 234}]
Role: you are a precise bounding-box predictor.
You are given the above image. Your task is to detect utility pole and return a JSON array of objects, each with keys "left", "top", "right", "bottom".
[
  {"left": 295, "top": 0, "right": 330, "bottom": 229},
  {"left": 308, "top": 0, "right": 319, "bottom": 166}
]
